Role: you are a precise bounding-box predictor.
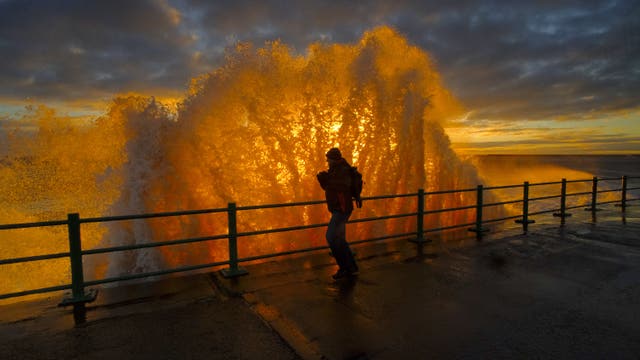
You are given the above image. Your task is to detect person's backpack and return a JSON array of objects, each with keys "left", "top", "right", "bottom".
[{"left": 350, "top": 166, "right": 364, "bottom": 208}]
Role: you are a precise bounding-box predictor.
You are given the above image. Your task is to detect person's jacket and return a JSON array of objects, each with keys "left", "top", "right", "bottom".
[{"left": 317, "top": 158, "right": 354, "bottom": 213}]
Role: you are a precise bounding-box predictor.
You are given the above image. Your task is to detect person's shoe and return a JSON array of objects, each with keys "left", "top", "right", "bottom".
[{"left": 332, "top": 269, "right": 349, "bottom": 280}]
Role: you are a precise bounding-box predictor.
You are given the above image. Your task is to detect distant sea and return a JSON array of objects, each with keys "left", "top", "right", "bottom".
[
  {"left": 469, "top": 154, "right": 639, "bottom": 231},
  {"left": 472, "top": 154, "right": 640, "bottom": 179}
]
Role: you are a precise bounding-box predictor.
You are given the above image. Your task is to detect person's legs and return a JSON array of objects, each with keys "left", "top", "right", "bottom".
[
  {"left": 336, "top": 211, "right": 358, "bottom": 273},
  {"left": 326, "top": 211, "right": 346, "bottom": 269},
  {"left": 326, "top": 211, "right": 358, "bottom": 276}
]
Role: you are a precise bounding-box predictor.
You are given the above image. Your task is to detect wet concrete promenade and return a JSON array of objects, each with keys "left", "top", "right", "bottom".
[{"left": 2, "top": 207, "right": 640, "bottom": 359}]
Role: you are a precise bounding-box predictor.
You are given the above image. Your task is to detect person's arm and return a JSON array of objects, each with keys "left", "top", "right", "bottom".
[{"left": 317, "top": 171, "right": 329, "bottom": 190}]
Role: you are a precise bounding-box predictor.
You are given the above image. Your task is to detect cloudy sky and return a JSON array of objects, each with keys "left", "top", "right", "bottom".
[{"left": 0, "top": 0, "right": 638, "bottom": 154}]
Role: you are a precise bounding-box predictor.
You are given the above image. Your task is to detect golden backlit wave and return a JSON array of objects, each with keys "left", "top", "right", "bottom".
[{"left": 1, "top": 27, "right": 489, "bottom": 298}]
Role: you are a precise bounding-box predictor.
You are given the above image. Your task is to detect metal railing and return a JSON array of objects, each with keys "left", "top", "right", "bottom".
[{"left": 1, "top": 175, "right": 639, "bottom": 324}]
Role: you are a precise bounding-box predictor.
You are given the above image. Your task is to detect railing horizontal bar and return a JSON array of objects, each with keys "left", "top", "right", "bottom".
[
  {"left": 351, "top": 232, "right": 416, "bottom": 245},
  {"left": 628, "top": 186, "right": 640, "bottom": 191},
  {"left": 82, "top": 233, "right": 229, "bottom": 255},
  {"left": 0, "top": 251, "right": 70, "bottom": 266},
  {"left": 0, "top": 219, "right": 67, "bottom": 230},
  {"left": 566, "top": 179, "right": 593, "bottom": 184},
  {"left": 529, "top": 208, "right": 560, "bottom": 216},
  {"left": 597, "top": 189, "right": 621, "bottom": 194},
  {"left": 348, "top": 212, "right": 416, "bottom": 224},
  {"left": 483, "top": 184, "right": 523, "bottom": 191},
  {"left": 423, "top": 205, "right": 476, "bottom": 215},
  {"left": 529, "top": 194, "right": 561, "bottom": 201},
  {"left": 81, "top": 207, "right": 228, "bottom": 224},
  {"left": 0, "top": 283, "right": 71, "bottom": 300},
  {"left": 238, "top": 232, "right": 419, "bottom": 264},
  {"left": 483, "top": 199, "right": 523, "bottom": 207},
  {"left": 238, "top": 245, "right": 329, "bottom": 263},
  {"left": 483, "top": 215, "right": 522, "bottom": 224},
  {"left": 237, "top": 223, "right": 328, "bottom": 237},
  {"left": 529, "top": 181, "right": 562, "bottom": 187},
  {"left": 237, "top": 199, "right": 325, "bottom": 211},
  {"left": 566, "top": 191, "right": 592, "bottom": 197},
  {"left": 598, "top": 200, "right": 619, "bottom": 205},
  {"left": 84, "top": 260, "right": 230, "bottom": 287},
  {"left": 230, "top": 204, "right": 517, "bottom": 239},
  {"left": 426, "top": 187, "right": 477, "bottom": 195},
  {"left": 566, "top": 203, "right": 590, "bottom": 210},
  {"left": 424, "top": 222, "right": 477, "bottom": 233},
  {"left": 366, "top": 193, "right": 418, "bottom": 200},
  {"left": 599, "top": 177, "right": 620, "bottom": 181}
]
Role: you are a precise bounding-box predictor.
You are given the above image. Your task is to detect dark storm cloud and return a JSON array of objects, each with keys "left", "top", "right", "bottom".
[
  {"left": 0, "top": 0, "right": 638, "bottom": 121},
  {"left": 180, "top": 0, "right": 639, "bottom": 120},
  {"left": 390, "top": 1, "right": 640, "bottom": 121},
  {"left": 0, "top": 0, "right": 196, "bottom": 100}
]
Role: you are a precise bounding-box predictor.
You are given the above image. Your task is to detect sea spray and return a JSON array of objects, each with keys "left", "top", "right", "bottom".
[{"left": 1, "top": 26, "right": 492, "bottom": 296}]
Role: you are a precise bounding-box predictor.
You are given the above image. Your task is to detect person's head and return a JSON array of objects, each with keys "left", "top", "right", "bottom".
[{"left": 326, "top": 147, "right": 342, "bottom": 166}]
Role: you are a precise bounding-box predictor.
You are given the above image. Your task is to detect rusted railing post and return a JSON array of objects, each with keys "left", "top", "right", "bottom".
[
  {"left": 616, "top": 175, "right": 627, "bottom": 211},
  {"left": 553, "top": 178, "right": 572, "bottom": 224},
  {"left": 59, "top": 213, "right": 97, "bottom": 325},
  {"left": 410, "top": 189, "right": 429, "bottom": 244},
  {"left": 515, "top": 181, "right": 535, "bottom": 232},
  {"left": 585, "top": 176, "right": 601, "bottom": 212},
  {"left": 468, "top": 185, "right": 489, "bottom": 240},
  {"left": 221, "top": 203, "right": 248, "bottom": 278}
]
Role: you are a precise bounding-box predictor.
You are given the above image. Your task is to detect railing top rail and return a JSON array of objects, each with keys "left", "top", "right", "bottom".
[
  {"left": 483, "top": 184, "right": 523, "bottom": 191},
  {"left": 425, "top": 187, "right": 477, "bottom": 195},
  {"left": 529, "top": 180, "right": 562, "bottom": 187},
  {"left": 529, "top": 177, "right": 604, "bottom": 186},
  {"left": 80, "top": 207, "right": 229, "bottom": 223},
  {"left": 0, "top": 219, "right": 68, "bottom": 231},
  {"left": 565, "top": 178, "right": 594, "bottom": 184},
  {"left": 599, "top": 176, "right": 622, "bottom": 181},
  {"left": 237, "top": 199, "right": 325, "bottom": 211},
  {"left": 365, "top": 193, "right": 418, "bottom": 200}
]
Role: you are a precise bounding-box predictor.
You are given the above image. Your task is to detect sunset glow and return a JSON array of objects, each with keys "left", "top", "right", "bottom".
[
  {"left": 0, "top": 1, "right": 638, "bottom": 300},
  {"left": 1, "top": 27, "right": 498, "bottom": 297}
]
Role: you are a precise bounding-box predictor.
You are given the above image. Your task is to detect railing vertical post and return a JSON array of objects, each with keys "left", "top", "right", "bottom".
[
  {"left": 410, "top": 189, "right": 429, "bottom": 244},
  {"left": 468, "top": 185, "right": 488, "bottom": 240},
  {"left": 221, "top": 202, "right": 248, "bottom": 278},
  {"left": 68, "top": 213, "right": 84, "bottom": 302},
  {"left": 515, "top": 181, "right": 535, "bottom": 232},
  {"left": 59, "top": 213, "right": 97, "bottom": 325},
  {"left": 585, "top": 176, "right": 601, "bottom": 212},
  {"left": 553, "top": 178, "right": 572, "bottom": 223},
  {"left": 616, "top": 175, "right": 627, "bottom": 211}
]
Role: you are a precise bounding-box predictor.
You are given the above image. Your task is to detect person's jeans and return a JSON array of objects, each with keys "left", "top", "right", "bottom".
[{"left": 326, "top": 211, "right": 358, "bottom": 272}]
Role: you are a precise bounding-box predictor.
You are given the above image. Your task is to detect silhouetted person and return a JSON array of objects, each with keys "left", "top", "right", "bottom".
[{"left": 317, "top": 148, "right": 359, "bottom": 279}]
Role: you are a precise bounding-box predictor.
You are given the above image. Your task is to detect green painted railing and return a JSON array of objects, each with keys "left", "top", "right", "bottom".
[{"left": 1, "top": 175, "right": 639, "bottom": 324}]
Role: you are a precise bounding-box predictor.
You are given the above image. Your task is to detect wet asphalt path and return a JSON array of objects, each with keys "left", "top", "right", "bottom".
[
  {"left": 219, "top": 212, "right": 640, "bottom": 359},
  {"left": 2, "top": 207, "right": 640, "bottom": 359}
]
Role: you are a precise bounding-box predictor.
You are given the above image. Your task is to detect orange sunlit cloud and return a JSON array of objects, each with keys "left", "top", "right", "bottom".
[{"left": 446, "top": 108, "right": 640, "bottom": 155}]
